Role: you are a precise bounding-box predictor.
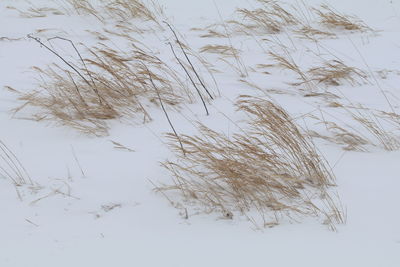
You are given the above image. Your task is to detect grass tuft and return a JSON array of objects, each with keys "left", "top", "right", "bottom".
[
  {"left": 314, "top": 4, "right": 372, "bottom": 32},
  {"left": 157, "top": 96, "right": 344, "bottom": 230}
]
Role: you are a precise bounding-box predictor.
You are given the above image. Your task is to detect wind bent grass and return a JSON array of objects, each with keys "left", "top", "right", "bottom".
[
  {"left": 314, "top": 4, "right": 373, "bottom": 32},
  {"left": 233, "top": 0, "right": 299, "bottom": 35},
  {"left": 157, "top": 96, "right": 345, "bottom": 230},
  {"left": 13, "top": 39, "right": 194, "bottom": 136},
  {"left": 307, "top": 60, "right": 368, "bottom": 86}
]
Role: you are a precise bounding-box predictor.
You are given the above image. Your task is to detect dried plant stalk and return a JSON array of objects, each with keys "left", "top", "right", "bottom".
[{"left": 0, "top": 140, "right": 32, "bottom": 186}]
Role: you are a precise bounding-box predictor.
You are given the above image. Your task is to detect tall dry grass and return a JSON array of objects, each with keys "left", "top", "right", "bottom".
[
  {"left": 158, "top": 96, "right": 344, "bottom": 230},
  {"left": 314, "top": 4, "right": 372, "bottom": 32},
  {"left": 9, "top": 0, "right": 218, "bottom": 136},
  {"left": 232, "top": 0, "right": 299, "bottom": 35},
  {"left": 307, "top": 60, "right": 368, "bottom": 86},
  {"left": 195, "top": 0, "right": 372, "bottom": 41},
  {"left": 64, "top": 0, "right": 163, "bottom": 26},
  {"left": 352, "top": 110, "right": 400, "bottom": 151},
  {"left": 269, "top": 48, "right": 369, "bottom": 91},
  {"left": 13, "top": 38, "right": 196, "bottom": 136}
]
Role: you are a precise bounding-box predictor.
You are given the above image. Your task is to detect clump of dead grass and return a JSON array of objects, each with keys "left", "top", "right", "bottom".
[
  {"left": 199, "top": 44, "right": 241, "bottom": 57},
  {"left": 294, "top": 25, "right": 337, "bottom": 41},
  {"left": 12, "top": 0, "right": 163, "bottom": 29},
  {"left": 269, "top": 49, "right": 369, "bottom": 90},
  {"left": 307, "top": 60, "right": 368, "bottom": 86},
  {"left": 310, "top": 105, "right": 400, "bottom": 152},
  {"left": 352, "top": 111, "right": 400, "bottom": 151},
  {"left": 104, "top": 0, "right": 162, "bottom": 23},
  {"left": 64, "top": 0, "right": 101, "bottom": 19},
  {"left": 63, "top": 0, "right": 164, "bottom": 27},
  {"left": 6, "top": 3, "right": 64, "bottom": 18},
  {"left": 233, "top": 0, "right": 299, "bottom": 34},
  {"left": 195, "top": 0, "right": 372, "bottom": 42},
  {"left": 13, "top": 39, "right": 196, "bottom": 136},
  {"left": 157, "top": 95, "right": 344, "bottom": 230},
  {"left": 309, "top": 121, "right": 370, "bottom": 152},
  {"left": 314, "top": 4, "right": 372, "bottom": 32}
]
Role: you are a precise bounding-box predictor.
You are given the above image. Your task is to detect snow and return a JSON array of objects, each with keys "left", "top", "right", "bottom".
[{"left": 1, "top": 0, "right": 400, "bottom": 266}]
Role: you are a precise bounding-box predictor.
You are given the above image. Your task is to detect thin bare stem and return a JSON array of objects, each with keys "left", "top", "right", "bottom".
[{"left": 147, "top": 71, "right": 186, "bottom": 156}]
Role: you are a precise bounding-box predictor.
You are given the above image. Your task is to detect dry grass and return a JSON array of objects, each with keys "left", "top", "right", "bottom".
[
  {"left": 110, "top": 140, "right": 135, "bottom": 152},
  {"left": 6, "top": 3, "right": 64, "bottom": 18},
  {"left": 195, "top": 0, "right": 371, "bottom": 43},
  {"left": 11, "top": 0, "right": 163, "bottom": 28},
  {"left": 294, "top": 25, "right": 336, "bottom": 41},
  {"left": 269, "top": 49, "right": 369, "bottom": 91},
  {"left": 199, "top": 29, "right": 229, "bottom": 39},
  {"left": 103, "top": 0, "right": 162, "bottom": 23},
  {"left": 9, "top": 0, "right": 218, "bottom": 135},
  {"left": 314, "top": 4, "right": 372, "bottom": 32},
  {"left": 233, "top": 0, "right": 299, "bottom": 35},
  {"left": 65, "top": 0, "right": 161, "bottom": 20},
  {"left": 307, "top": 60, "right": 368, "bottom": 86},
  {"left": 199, "top": 44, "right": 241, "bottom": 57},
  {"left": 13, "top": 40, "right": 195, "bottom": 136},
  {"left": 309, "top": 121, "right": 370, "bottom": 152},
  {"left": 0, "top": 140, "right": 32, "bottom": 186},
  {"left": 64, "top": 0, "right": 101, "bottom": 19},
  {"left": 269, "top": 51, "right": 312, "bottom": 89},
  {"left": 352, "top": 111, "right": 400, "bottom": 151},
  {"left": 157, "top": 96, "right": 344, "bottom": 230},
  {"left": 309, "top": 105, "right": 400, "bottom": 152}
]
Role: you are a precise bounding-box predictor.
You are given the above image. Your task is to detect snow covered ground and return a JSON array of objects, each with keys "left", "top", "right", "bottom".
[{"left": 1, "top": 0, "right": 400, "bottom": 266}]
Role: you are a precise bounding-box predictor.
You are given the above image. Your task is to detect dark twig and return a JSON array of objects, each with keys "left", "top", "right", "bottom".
[
  {"left": 164, "top": 21, "right": 214, "bottom": 100},
  {"left": 27, "top": 34, "right": 91, "bottom": 87},
  {"left": 66, "top": 71, "right": 88, "bottom": 107},
  {"left": 47, "top": 36, "right": 96, "bottom": 88},
  {"left": 27, "top": 34, "right": 103, "bottom": 104},
  {"left": 147, "top": 69, "right": 186, "bottom": 156},
  {"left": 0, "top": 140, "right": 32, "bottom": 185},
  {"left": 168, "top": 42, "right": 209, "bottom": 116}
]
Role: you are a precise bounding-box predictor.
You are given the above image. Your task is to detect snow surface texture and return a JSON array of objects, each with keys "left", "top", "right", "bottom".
[{"left": 1, "top": 0, "right": 400, "bottom": 266}]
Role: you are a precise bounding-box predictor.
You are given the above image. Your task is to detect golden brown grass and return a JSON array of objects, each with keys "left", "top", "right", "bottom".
[
  {"left": 309, "top": 121, "right": 370, "bottom": 152},
  {"left": 64, "top": 0, "right": 163, "bottom": 25},
  {"left": 64, "top": 0, "right": 101, "bottom": 19},
  {"left": 195, "top": 0, "right": 372, "bottom": 43},
  {"left": 157, "top": 96, "right": 344, "bottom": 230},
  {"left": 294, "top": 25, "right": 336, "bottom": 41},
  {"left": 6, "top": 3, "right": 64, "bottom": 18},
  {"left": 103, "top": 0, "right": 162, "bottom": 23},
  {"left": 13, "top": 41, "right": 195, "bottom": 136},
  {"left": 269, "top": 49, "right": 369, "bottom": 91},
  {"left": 11, "top": 0, "right": 163, "bottom": 28},
  {"left": 9, "top": 0, "right": 219, "bottom": 135},
  {"left": 199, "top": 44, "right": 241, "bottom": 57},
  {"left": 307, "top": 60, "right": 368, "bottom": 86},
  {"left": 233, "top": 0, "right": 299, "bottom": 35},
  {"left": 269, "top": 50, "right": 313, "bottom": 90},
  {"left": 314, "top": 4, "right": 372, "bottom": 32},
  {"left": 352, "top": 111, "right": 400, "bottom": 151},
  {"left": 308, "top": 103, "right": 400, "bottom": 152}
]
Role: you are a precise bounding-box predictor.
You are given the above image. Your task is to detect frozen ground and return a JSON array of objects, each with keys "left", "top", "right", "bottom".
[{"left": 1, "top": 0, "right": 400, "bottom": 266}]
